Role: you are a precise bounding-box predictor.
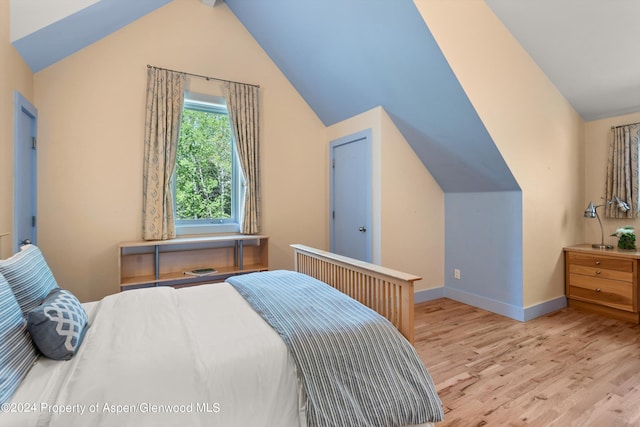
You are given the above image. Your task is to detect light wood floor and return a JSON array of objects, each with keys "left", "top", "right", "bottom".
[{"left": 414, "top": 298, "right": 640, "bottom": 426}]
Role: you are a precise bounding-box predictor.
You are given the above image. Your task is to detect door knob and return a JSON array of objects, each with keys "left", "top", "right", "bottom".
[
  {"left": 358, "top": 226, "right": 367, "bottom": 232},
  {"left": 19, "top": 239, "right": 31, "bottom": 247}
]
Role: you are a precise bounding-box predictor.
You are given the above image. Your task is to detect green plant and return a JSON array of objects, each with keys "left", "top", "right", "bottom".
[
  {"left": 611, "top": 226, "right": 636, "bottom": 250},
  {"left": 176, "top": 109, "right": 232, "bottom": 220}
]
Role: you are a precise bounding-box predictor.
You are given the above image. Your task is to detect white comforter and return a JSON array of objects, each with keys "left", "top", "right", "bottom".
[{"left": 7, "top": 284, "right": 305, "bottom": 427}]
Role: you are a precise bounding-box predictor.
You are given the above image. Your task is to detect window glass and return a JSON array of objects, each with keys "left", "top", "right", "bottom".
[{"left": 175, "top": 94, "right": 240, "bottom": 234}]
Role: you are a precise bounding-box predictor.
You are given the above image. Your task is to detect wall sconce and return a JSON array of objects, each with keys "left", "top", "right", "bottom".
[{"left": 584, "top": 197, "right": 631, "bottom": 249}]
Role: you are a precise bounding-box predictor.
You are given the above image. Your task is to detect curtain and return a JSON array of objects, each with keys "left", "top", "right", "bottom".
[
  {"left": 142, "top": 68, "right": 186, "bottom": 240},
  {"left": 605, "top": 124, "right": 640, "bottom": 218},
  {"left": 225, "top": 82, "right": 261, "bottom": 234}
]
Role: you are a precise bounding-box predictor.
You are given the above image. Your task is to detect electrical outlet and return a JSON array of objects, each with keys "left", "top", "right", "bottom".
[{"left": 454, "top": 268, "right": 461, "bottom": 279}]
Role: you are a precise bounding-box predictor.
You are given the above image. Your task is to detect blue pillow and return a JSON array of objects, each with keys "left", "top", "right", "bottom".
[
  {"left": 0, "top": 274, "right": 38, "bottom": 404},
  {"left": 0, "top": 245, "right": 59, "bottom": 314},
  {"left": 27, "top": 288, "right": 88, "bottom": 361}
]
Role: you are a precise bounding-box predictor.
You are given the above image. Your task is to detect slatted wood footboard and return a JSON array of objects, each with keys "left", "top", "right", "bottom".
[{"left": 291, "top": 244, "right": 421, "bottom": 344}]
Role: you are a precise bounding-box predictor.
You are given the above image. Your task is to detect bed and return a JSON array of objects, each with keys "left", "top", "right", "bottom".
[{"left": 1, "top": 244, "right": 443, "bottom": 426}]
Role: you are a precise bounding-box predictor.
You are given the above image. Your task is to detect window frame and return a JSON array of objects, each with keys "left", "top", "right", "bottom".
[{"left": 174, "top": 92, "right": 243, "bottom": 236}]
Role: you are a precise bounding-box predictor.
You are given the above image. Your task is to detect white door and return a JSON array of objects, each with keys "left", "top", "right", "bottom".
[
  {"left": 330, "top": 130, "right": 372, "bottom": 262},
  {"left": 14, "top": 92, "right": 38, "bottom": 253}
]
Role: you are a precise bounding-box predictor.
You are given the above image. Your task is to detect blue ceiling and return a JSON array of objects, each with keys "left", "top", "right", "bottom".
[
  {"left": 12, "top": 0, "right": 171, "bottom": 73},
  {"left": 225, "top": 0, "right": 519, "bottom": 193},
  {"left": 13, "top": 0, "right": 519, "bottom": 193}
]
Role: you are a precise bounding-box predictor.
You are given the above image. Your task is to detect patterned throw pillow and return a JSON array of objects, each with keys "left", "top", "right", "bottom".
[
  {"left": 0, "top": 274, "right": 38, "bottom": 404},
  {"left": 0, "top": 245, "right": 59, "bottom": 314},
  {"left": 27, "top": 288, "right": 88, "bottom": 361}
]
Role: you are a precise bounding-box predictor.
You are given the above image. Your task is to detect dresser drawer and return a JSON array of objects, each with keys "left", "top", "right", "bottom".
[
  {"left": 568, "top": 274, "right": 634, "bottom": 311},
  {"left": 567, "top": 252, "right": 633, "bottom": 272},
  {"left": 565, "top": 246, "right": 640, "bottom": 322},
  {"left": 568, "top": 264, "right": 632, "bottom": 282}
]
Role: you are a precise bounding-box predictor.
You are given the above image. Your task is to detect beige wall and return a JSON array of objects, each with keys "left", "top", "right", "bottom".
[
  {"left": 0, "top": 0, "right": 34, "bottom": 259},
  {"left": 380, "top": 107, "right": 445, "bottom": 292},
  {"left": 33, "top": 0, "right": 328, "bottom": 302},
  {"left": 327, "top": 107, "right": 445, "bottom": 292},
  {"left": 9, "top": 0, "right": 612, "bottom": 309},
  {"left": 415, "top": 0, "right": 584, "bottom": 307},
  {"left": 584, "top": 111, "right": 640, "bottom": 246}
]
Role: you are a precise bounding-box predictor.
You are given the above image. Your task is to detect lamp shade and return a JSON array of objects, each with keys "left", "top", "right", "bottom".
[
  {"left": 613, "top": 196, "right": 630, "bottom": 212},
  {"left": 584, "top": 201, "right": 597, "bottom": 218}
]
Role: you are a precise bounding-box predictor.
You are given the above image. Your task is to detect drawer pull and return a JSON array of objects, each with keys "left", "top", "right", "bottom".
[
  {"left": 595, "top": 261, "right": 601, "bottom": 265},
  {"left": 596, "top": 288, "right": 601, "bottom": 292},
  {"left": 595, "top": 270, "right": 601, "bottom": 275}
]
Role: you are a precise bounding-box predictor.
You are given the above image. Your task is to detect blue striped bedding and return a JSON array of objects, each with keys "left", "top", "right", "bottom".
[{"left": 227, "top": 270, "right": 444, "bottom": 427}]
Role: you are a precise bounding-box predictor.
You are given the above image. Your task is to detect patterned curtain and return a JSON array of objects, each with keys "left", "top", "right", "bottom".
[
  {"left": 225, "top": 82, "right": 261, "bottom": 234},
  {"left": 142, "top": 68, "right": 186, "bottom": 240},
  {"left": 605, "top": 124, "right": 640, "bottom": 218}
]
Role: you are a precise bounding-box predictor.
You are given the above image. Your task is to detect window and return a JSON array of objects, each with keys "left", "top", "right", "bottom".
[{"left": 174, "top": 93, "right": 242, "bottom": 234}]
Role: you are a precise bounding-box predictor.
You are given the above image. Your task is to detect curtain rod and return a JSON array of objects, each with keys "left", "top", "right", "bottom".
[
  {"left": 147, "top": 64, "right": 260, "bottom": 89},
  {"left": 611, "top": 121, "right": 640, "bottom": 130}
]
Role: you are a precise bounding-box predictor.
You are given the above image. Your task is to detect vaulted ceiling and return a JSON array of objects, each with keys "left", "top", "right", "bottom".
[
  {"left": 224, "top": 0, "right": 518, "bottom": 193},
  {"left": 11, "top": 0, "right": 171, "bottom": 72},
  {"left": 485, "top": 0, "right": 640, "bottom": 122},
  {"left": 11, "top": 1, "right": 640, "bottom": 193}
]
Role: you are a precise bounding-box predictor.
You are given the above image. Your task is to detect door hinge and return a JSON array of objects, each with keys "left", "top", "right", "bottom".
[
  {"left": 31, "top": 137, "right": 37, "bottom": 150},
  {"left": 332, "top": 210, "right": 335, "bottom": 219},
  {"left": 332, "top": 158, "right": 335, "bottom": 168},
  {"left": 32, "top": 216, "right": 36, "bottom": 227}
]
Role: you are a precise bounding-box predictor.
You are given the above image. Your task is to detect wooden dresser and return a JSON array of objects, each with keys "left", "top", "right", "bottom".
[{"left": 564, "top": 244, "right": 640, "bottom": 323}]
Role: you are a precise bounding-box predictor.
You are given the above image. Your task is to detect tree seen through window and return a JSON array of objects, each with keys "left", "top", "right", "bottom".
[{"left": 175, "top": 107, "right": 233, "bottom": 221}]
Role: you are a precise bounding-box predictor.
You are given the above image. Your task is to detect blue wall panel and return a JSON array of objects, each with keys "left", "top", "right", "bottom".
[{"left": 445, "top": 191, "right": 523, "bottom": 318}]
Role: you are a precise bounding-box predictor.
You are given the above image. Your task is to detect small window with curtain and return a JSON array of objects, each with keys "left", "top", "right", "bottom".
[
  {"left": 605, "top": 123, "right": 640, "bottom": 218},
  {"left": 174, "top": 92, "right": 243, "bottom": 234}
]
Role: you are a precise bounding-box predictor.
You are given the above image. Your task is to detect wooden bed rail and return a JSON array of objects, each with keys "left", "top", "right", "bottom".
[{"left": 291, "top": 244, "right": 421, "bottom": 344}]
